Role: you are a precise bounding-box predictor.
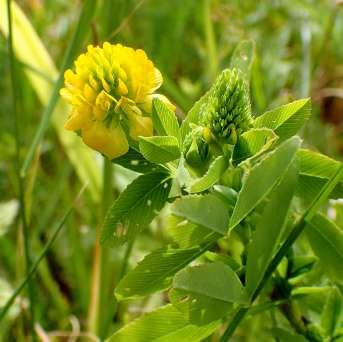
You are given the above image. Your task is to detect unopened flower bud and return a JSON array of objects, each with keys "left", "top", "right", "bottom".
[
  {"left": 183, "top": 128, "right": 210, "bottom": 169},
  {"left": 200, "top": 68, "right": 252, "bottom": 145}
]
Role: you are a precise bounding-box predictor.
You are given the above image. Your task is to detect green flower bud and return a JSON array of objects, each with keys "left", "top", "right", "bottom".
[
  {"left": 183, "top": 128, "right": 210, "bottom": 169},
  {"left": 200, "top": 68, "right": 252, "bottom": 145}
]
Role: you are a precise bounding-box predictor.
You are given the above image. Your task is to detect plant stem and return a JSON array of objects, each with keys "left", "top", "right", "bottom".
[
  {"left": 88, "top": 239, "right": 102, "bottom": 335},
  {"left": 221, "top": 307, "right": 248, "bottom": 341},
  {"left": 111, "top": 238, "right": 135, "bottom": 327},
  {"left": 99, "top": 159, "right": 114, "bottom": 338},
  {"left": 88, "top": 159, "right": 113, "bottom": 337},
  {"left": 6, "top": 0, "right": 36, "bottom": 339},
  {"left": 220, "top": 164, "right": 343, "bottom": 341}
]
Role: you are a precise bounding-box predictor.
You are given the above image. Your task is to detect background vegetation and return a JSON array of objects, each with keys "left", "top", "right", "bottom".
[{"left": 1, "top": 0, "right": 343, "bottom": 340}]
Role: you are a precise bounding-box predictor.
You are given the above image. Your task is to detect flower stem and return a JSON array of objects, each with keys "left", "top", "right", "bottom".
[
  {"left": 88, "top": 158, "right": 113, "bottom": 337},
  {"left": 98, "top": 159, "right": 114, "bottom": 338}
]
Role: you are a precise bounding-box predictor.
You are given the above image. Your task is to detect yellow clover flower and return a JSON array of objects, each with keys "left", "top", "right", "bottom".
[{"left": 60, "top": 43, "right": 173, "bottom": 159}]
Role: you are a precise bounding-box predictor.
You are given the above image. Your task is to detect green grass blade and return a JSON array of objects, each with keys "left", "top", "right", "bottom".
[
  {"left": 6, "top": 0, "right": 36, "bottom": 339},
  {"left": 202, "top": 0, "right": 218, "bottom": 82},
  {"left": 20, "top": 0, "right": 96, "bottom": 177},
  {"left": 0, "top": 185, "right": 86, "bottom": 323},
  {"left": 0, "top": 0, "right": 102, "bottom": 202}
]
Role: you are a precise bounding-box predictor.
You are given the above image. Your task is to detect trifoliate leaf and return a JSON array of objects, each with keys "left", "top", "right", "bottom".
[
  {"left": 139, "top": 136, "right": 180, "bottom": 164},
  {"left": 101, "top": 171, "right": 172, "bottom": 244}
]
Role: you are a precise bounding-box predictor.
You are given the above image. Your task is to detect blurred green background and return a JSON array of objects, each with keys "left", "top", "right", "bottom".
[{"left": 1, "top": 0, "right": 343, "bottom": 340}]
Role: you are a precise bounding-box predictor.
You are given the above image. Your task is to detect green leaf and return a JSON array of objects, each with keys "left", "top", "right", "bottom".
[
  {"left": 172, "top": 194, "right": 230, "bottom": 234},
  {"left": 170, "top": 288, "right": 232, "bottom": 326},
  {"left": 246, "top": 161, "right": 297, "bottom": 296},
  {"left": 152, "top": 98, "right": 180, "bottom": 141},
  {"left": 229, "top": 40, "right": 255, "bottom": 79},
  {"left": 106, "top": 304, "right": 219, "bottom": 342},
  {"left": 139, "top": 136, "right": 180, "bottom": 164},
  {"left": 167, "top": 215, "right": 215, "bottom": 249},
  {"left": 203, "top": 252, "right": 241, "bottom": 272},
  {"left": 271, "top": 328, "right": 308, "bottom": 342},
  {"left": 115, "top": 237, "right": 217, "bottom": 300},
  {"left": 173, "top": 262, "right": 248, "bottom": 305},
  {"left": 321, "top": 287, "right": 342, "bottom": 338},
  {"left": 105, "top": 304, "right": 195, "bottom": 342},
  {"left": 298, "top": 149, "right": 341, "bottom": 179},
  {"left": 175, "top": 155, "right": 193, "bottom": 190},
  {"left": 303, "top": 165, "right": 343, "bottom": 222},
  {"left": 154, "top": 320, "right": 220, "bottom": 342},
  {"left": 306, "top": 214, "right": 343, "bottom": 283},
  {"left": 229, "top": 136, "right": 301, "bottom": 230},
  {"left": 101, "top": 172, "right": 172, "bottom": 245},
  {"left": 189, "top": 156, "right": 228, "bottom": 193},
  {"left": 296, "top": 149, "right": 343, "bottom": 201},
  {"left": 289, "top": 255, "right": 317, "bottom": 278},
  {"left": 254, "top": 98, "right": 311, "bottom": 141},
  {"left": 212, "top": 185, "right": 237, "bottom": 207},
  {"left": 232, "top": 128, "right": 278, "bottom": 165},
  {"left": 170, "top": 262, "right": 246, "bottom": 325},
  {"left": 296, "top": 175, "right": 343, "bottom": 202},
  {"left": 291, "top": 286, "right": 331, "bottom": 298},
  {"left": 113, "top": 148, "right": 164, "bottom": 174}
]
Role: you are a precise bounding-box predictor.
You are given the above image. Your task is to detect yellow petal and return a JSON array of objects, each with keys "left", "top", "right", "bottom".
[
  {"left": 127, "top": 115, "right": 153, "bottom": 140},
  {"left": 89, "top": 74, "right": 99, "bottom": 90},
  {"left": 60, "top": 42, "right": 172, "bottom": 150},
  {"left": 93, "top": 106, "right": 106, "bottom": 120},
  {"left": 151, "top": 67, "right": 163, "bottom": 92},
  {"left": 140, "top": 94, "right": 175, "bottom": 114},
  {"left": 117, "top": 79, "right": 128, "bottom": 96},
  {"left": 64, "top": 107, "right": 92, "bottom": 131},
  {"left": 83, "top": 83, "right": 97, "bottom": 103},
  {"left": 59, "top": 87, "right": 73, "bottom": 103},
  {"left": 60, "top": 88, "right": 81, "bottom": 105},
  {"left": 64, "top": 69, "right": 84, "bottom": 89},
  {"left": 101, "top": 77, "right": 111, "bottom": 93},
  {"left": 95, "top": 90, "right": 113, "bottom": 112},
  {"left": 118, "top": 67, "right": 127, "bottom": 82},
  {"left": 121, "top": 101, "right": 142, "bottom": 116},
  {"left": 82, "top": 121, "right": 129, "bottom": 159}
]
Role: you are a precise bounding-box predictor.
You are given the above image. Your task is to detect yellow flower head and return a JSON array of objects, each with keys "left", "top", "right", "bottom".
[{"left": 60, "top": 43, "right": 173, "bottom": 159}]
